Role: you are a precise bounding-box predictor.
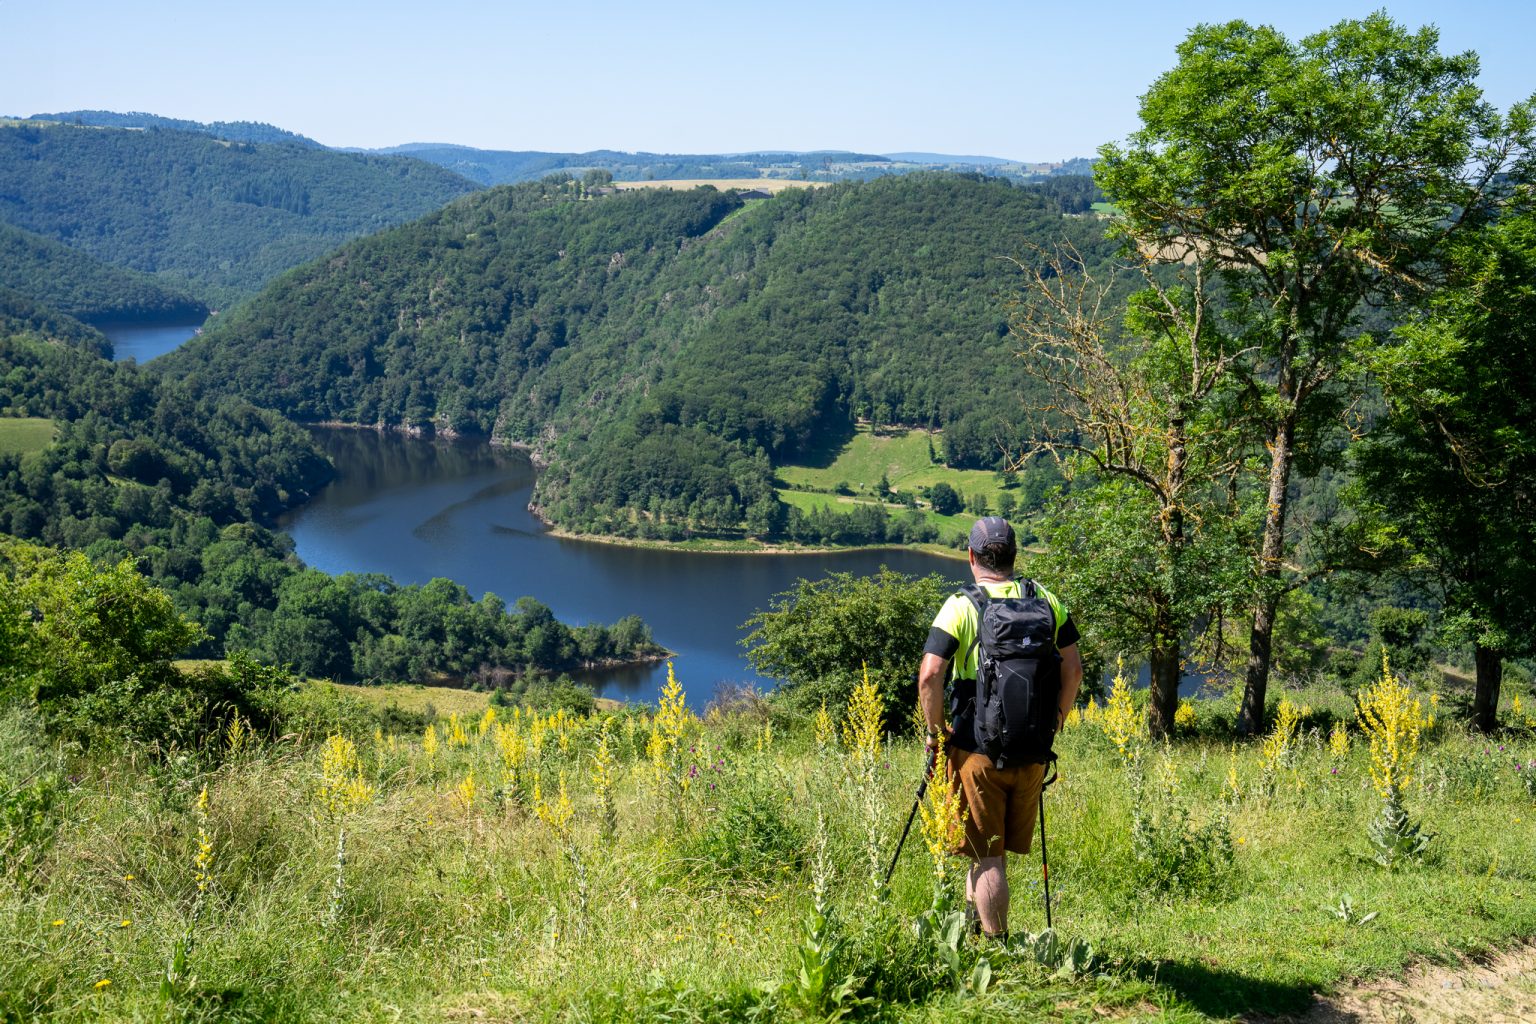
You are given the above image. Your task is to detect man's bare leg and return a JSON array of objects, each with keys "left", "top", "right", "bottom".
[{"left": 969, "top": 855, "right": 1008, "bottom": 937}]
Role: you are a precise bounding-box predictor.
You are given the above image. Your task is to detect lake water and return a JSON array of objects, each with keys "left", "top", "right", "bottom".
[
  {"left": 98, "top": 319, "right": 205, "bottom": 363},
  {"left": 279, "top": 430, "right": 969, "bottom": 704}
]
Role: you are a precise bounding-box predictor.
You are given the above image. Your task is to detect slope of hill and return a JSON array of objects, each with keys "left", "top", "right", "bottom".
[
  {"left": 0, "top": 122, "right": 479, "bottom": 307},
  {"left": 0, "top": 221, "right": 206, "bottom": 323},
  {"left": 160, "top": 173, "right": 1120, "bottom": 541}
]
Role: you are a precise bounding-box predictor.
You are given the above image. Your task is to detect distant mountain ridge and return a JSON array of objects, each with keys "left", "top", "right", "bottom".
[
  {"left": 0, "top": 121, "right": 478, "bottom": 310},
  {"left": 19, "top": 110, "right": 324, "bottom": 147}
]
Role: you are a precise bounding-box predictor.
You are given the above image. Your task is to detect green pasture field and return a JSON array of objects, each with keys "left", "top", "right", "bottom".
[
  {"left": 0, "top": 417, "right": 58, "bottom": 456},
  {"left": 328, "top": 680, "right": 493, "bottom": 718},
  {"left": 776, "top": 425, "right": 1017, "bottom": 514}
]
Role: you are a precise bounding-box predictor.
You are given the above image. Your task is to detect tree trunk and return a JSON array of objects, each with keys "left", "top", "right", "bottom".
[
  {"left": 1237, "top": 413, "right": 1297, "bottom": 735},
  {"left": 1473, "top": 643, "right": 1503, "bottom": 733},
  {"left": 1148, "top": 638, "right": 1181, "bottom": 741}
]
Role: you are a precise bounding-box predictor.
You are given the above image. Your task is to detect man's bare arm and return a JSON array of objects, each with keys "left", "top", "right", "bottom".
[
  {"left": 918, "top": 652, "right": 949, "bottom": 745},
  {"left": 1057, "top": 643, "right": 1083, "bottom": 729}
]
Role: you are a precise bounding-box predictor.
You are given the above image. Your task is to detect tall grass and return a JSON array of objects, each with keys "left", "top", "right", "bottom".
[{"left": 2, "top": 667, "right": 1533, "bottom": 1022}]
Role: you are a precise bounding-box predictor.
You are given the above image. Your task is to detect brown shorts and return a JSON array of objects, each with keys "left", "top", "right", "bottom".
[{"left": 945, "top": 745, "right": 1047, "bottom": 858}]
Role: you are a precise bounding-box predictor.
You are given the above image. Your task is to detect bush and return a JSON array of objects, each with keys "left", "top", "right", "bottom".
[{"left": 743, "top": 568, "right": 953, "bottom": 720}]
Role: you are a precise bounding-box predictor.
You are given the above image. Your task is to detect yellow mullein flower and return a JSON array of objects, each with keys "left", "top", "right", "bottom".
[
  {"left": 448, "top": 712, "right": 469, "bottom": 748},
  {"left": 534, "top": 771, "right": 575, "bottom": 836},
  {"left": 814, "top": 699, "right": 836, "bottom": 751},
  {"left": 841, "top": 664, "right": 883, "bottom": 764},
  {"left": 1260, "top": 698, "right": 1301, "bottom": 772},
  {"left": 1101, "top": 661, "right": 1144, "bottom": 767},
  {"left": 1174, "top": 699, "right": 1197, "bottom": 733},
  {"left": 917, "top": 745, "right": 966, "bottom": 877},
  {"left": 317, "top": 734, "right": 375, "bottom": 819},
  {"left": 1329, "top": 721, "right": 1350, "bottom": 760},
  {"left": 454, "top": 770, "right": 477, "bottom": 809},
  {"left": 422, "top": 723, "right": 439, "bottom": 761},
  {"left": 1357, "top": 651, "right": 1428, "bottom": 800},
  {"left": 225, "top": 713, "right": 249, "bottom": 758},
  {"left": 478, "top": 706, "right": 497, "bottom": 741}
]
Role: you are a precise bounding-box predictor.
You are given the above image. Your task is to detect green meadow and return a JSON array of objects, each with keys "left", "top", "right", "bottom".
[{"left": 0, "top": 417, "right": 57, "bottom": 456}]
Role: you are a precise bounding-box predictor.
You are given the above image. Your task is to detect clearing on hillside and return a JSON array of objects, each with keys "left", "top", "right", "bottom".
[
  {"left": 0, "top": 417, "right": 57, "bottom": 456},
  {"left": 776, "top": 425, "right": 1022, "bottom": 512}
]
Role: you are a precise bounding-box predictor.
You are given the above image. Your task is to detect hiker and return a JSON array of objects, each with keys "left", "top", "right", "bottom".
[{"left": 917, "top": 515, "right": 1083, "bottom": 940}]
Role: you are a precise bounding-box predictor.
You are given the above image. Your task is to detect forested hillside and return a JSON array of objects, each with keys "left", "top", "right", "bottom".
[
  {"left": 0, "top": 293, "right": 662, "bottom": 683},
  {"left": 162, "top": 173, "right": 1120, "bottom": 539},
  {"left": 0, "top": 221, "right": 206, "bottom": 324},
  {"left": 0, "top": 122, "right": 478, "bottom": 307}
]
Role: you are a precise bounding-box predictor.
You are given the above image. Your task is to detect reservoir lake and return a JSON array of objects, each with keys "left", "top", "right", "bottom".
[
  {"left": 279, "top": 430, "right": 969, "bottom": 704},
  {"left": 99, "top": 319, "right": 205, "bottom": 363}
]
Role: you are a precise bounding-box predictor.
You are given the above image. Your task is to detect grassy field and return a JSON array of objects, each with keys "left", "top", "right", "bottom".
[
  {"left": 0, "top": 417, "right": 58, "bottom": 456},
  {"left": 777, "top": 425, "right": 1020, "bottom": 515},
  {"left": 778, "top": 487, "right": 976, "bottom": 538},
  {"left": 327, "top": 680, "right": 493, "bottom": 718},
  {"left": 6, "top": 664, "right": 1534, "bottom": 1022},
  {"left": 613, "top": 179, "right": 832, "bottom": 194}
]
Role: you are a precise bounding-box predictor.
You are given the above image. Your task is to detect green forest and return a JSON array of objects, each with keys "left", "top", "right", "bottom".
[
  {"left": 0, "top": 222, "right": 206, "bottom": 325},
  {"left": 162, "top": 172, "right": 1121, "bottom": 544},
  {"left": 0, "top": 122, "right": 477, "bottom": 309}
]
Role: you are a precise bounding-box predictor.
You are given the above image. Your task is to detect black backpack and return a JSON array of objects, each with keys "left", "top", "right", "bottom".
[{"left": 959, "top": 580, "right": 1061, "bottom": 768}]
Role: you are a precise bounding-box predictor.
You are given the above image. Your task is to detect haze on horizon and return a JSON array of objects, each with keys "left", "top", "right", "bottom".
[{"left": 4, "top": 0, "right": 1532, "bottom": 161}]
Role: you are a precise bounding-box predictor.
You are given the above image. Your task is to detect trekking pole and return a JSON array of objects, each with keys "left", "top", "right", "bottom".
[
  {"left": 1038, "top": 754, "right": 1059, "bottom": 930},
  {"left": 883, "top": 743, "right": 939, "bottom": 886}
]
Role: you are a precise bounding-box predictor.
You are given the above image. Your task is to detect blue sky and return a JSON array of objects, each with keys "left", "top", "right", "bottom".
[{"left": 4, "top": 0, "right": 1532, "bottom": 160}]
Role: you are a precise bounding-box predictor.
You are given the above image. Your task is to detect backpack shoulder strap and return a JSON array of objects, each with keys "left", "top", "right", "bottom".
[{"left": 955, "top": 583, "right": 988, "bottom": 681}]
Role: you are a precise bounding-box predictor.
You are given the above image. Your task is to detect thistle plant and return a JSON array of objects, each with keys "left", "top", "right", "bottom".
[
  {"left": 316, "top": 733, "right": 376, "bottom": 927},
  {"left": 1357, "top": 653, "right": 1433, "bottom": 868}
]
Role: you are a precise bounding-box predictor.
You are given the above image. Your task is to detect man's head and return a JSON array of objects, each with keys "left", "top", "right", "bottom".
[{"left": 968, "top": 516, "right": 1016, "bottom": 575}]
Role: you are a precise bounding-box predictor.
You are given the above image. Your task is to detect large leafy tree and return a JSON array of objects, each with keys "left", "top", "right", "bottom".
[
  {"left": 1015, "top": 254, "right": 1252, "bottom": 737},
  {"left": 1098, "top": 13, "right": 1534, "bottom": 732},
  {"left": 1353, "top": 209, "right": 1536, "bottom": 731}
]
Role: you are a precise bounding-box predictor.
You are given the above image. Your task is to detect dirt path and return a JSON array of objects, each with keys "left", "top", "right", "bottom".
[{"left": 1270, "top": 944, "right": 1536, "bottom": 1023}]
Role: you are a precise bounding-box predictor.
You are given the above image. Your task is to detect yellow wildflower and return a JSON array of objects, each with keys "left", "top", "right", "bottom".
[
  {"left": 94, "top": 979, "right": 111, "bottom": 991},
  {"left": 841, "top": 664, "right": 883, "bottom": 764},
  {"left": 1329, "top": 722, "right": 1350, "bottom": 760},
  {"left": 1174, "top": 699, "right": 1197, "bottom": 733},
  {"left": 422, "top": 723, "right": 439, "bottom": 761},
  {"left": 454, "top": 770, "right": 477, "bottom": 810},
  {"left": 1101, "top": 661, "right": 1144, "bottom": 766},
  {"left": 814, "top": 700, "right": 836, "bottom": 750},
  {"left": 917, "top": 745, "right": 966, "bottom": 877},
  {"left": 1357, "top": 652, "right": 1428, "bottom": 800}
]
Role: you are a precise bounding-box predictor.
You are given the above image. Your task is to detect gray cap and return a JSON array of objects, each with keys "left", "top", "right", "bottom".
[{"left": 968, "top": 516, "right": 1015, "bottom": 553}]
